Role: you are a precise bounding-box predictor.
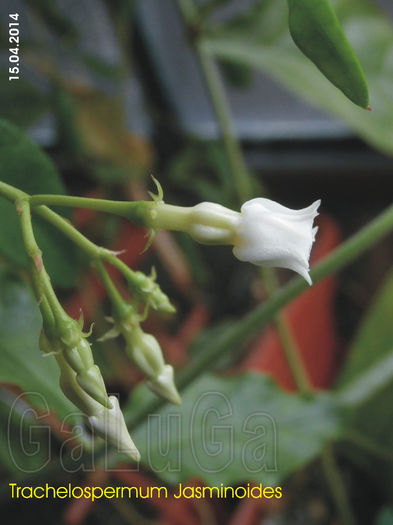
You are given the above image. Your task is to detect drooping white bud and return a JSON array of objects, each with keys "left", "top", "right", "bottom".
[{"left": 88, "top": 395, "right": 140, "bottom": 462}]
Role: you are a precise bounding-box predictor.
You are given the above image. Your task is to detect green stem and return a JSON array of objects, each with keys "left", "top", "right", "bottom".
[
  {"left": 176, "top": 0, "right": 253, "bottom": 202},
  {"left": 16, "top": 198, "right": 67, "bottom": 324},
  {"left": 35, "top": 205, "right": 101, "bottom": 258},
  {"left": 0, "top": 182, "right": 155, "bottom": 307},
  {"left": 275, "top": 315, "right": 312, "bottom": 394},
  {"left": 321, "top": 446, "right": 356, "bottom": 525},
  {"left": 0, "top": 181, "right": 103, "bottom": 258},
  {"left": 0, "top": 180, "right": 26, "bottom": 201},
  {"left": 94, "top": 260, "right": 129, "bottom": 319},
  {"left": 29, "top": 193, "right": 149, "bottom": 225},
  {"left": 261, "top": 267, "right": 312, "bottom": 395}
]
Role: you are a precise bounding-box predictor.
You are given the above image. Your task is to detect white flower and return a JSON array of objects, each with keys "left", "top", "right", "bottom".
[
  {"left": 148, "top": 195, "right": 320, "bottom": 284},
  {"left": 232, "top": 198, "right": 320, "bottom": 285}
]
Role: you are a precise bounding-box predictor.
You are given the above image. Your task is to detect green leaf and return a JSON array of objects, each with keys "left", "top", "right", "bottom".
[
  {"left": 287, "top": 0, "right": 369, "bottom": 108},
  {"left": 0, "top": 70, "right": 49, "bottom": 128},
  {"left": 374, "top": 507, "right": 393, "bottom": 525},
  {"left": 337, "top": 268, "right": 393, "bottom": 385},
  {"left": 335, "top": 270, "right": 393, "bottom": 472},
  {"left": 0, "top": 391, "right": 50, "bottom": 476},
  {"left": 127, "top": 373, "right": 341, "bottom": 485},
  {"left": 0, "top": 119, "right": 79, "bottom": 287},
  {"left": 205, "top": 0, "right": 393, "bottom": 154},
  {"left": 0, "top": 269, "right": 76, "bottom": 422}
]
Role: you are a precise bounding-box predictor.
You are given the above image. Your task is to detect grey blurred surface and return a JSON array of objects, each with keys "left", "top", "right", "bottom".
[
  {"left": 136, "top": 0, "right": 393, "bottom": 141},
  {"left": 1, "top": 0, "right": 152, "bottom": 143}
]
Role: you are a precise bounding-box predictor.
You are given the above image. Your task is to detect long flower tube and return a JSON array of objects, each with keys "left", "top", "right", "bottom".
[{"left": 145, "top": 198, "right": 321, "bottom": 285}]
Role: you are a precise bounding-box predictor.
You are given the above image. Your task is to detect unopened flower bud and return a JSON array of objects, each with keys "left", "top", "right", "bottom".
[
  {"left": 58, "top": 354, "right": 101, "bottom": 416},
  {"left": 126, "top": 268, "right": 175, "bottom": 313},
  {"left": 146, "top": 364, "right": 181, "bottom": 406},
  {"left": 76, "top": 365, "right": 112, "bottom": 409},
  {"left": 88, "top": 396, "right": 141, "bottom": 462},
  {"left": 40, "top": 322, "right": 139, "bottom": 460},
  {"left": 53, "top": 317, "right": 112, "bottom": 410},
  {"left": 123, "top": 325, "right": 181, "bottom": 405}
]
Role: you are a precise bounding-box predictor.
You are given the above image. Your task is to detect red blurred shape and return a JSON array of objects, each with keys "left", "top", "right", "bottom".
[
  {"left": 63, "top": 468, "right": 108, "bottom": 525},
  {"left": 73, "top": 189, "right": 102, "bottom": 228},
  {"left": 240, "top": 215, "right": 341, "bottom": 390}
]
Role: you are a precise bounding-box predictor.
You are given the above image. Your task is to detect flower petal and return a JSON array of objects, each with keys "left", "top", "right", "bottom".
[{"left": 233, "top": 198, "right": 320, "bottom": 284}]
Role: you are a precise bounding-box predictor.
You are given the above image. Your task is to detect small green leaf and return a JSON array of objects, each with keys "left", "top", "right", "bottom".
[
  {"left": 0, "top": 119, "right": 79, "bottom": 287},
  {"left": 127, "top": 373, "right": 341, "bottom": 485},
  {"left": 287, "top": 0, "right": 369, "bottom": 108}
]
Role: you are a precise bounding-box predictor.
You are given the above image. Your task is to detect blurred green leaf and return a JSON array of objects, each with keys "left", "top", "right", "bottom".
[
  {"left": 205, "top": 0, "right": 393, "bottom": 154},
  {"left": 287, "top": 0, "right": 369, "bottom": 108},
  {"left": 0, "top": 270, "right": 76, "bottom": 422},
  {"left": 337, "top": 269, "right": 393, "bottom": 385},
  {"left": 219, "top": 58, "right": 254, "bottom": 89},
  {"left": 128, "top": 373, "right": 341, "bottom": 485},
  {"left": 0, "top": 391, "right": 50, "bottom": 476},
  {"left": 0, "top": 70, "right": 49, "bottom": 128},
  {"left": 335, "top": 270, "right": 393, "bottom": 475},
  {"left": 375, "top": 507, "right": 393, "bottom": 525},
  {"left": 0, "top": 119, "right": 79, "bottom": 287}
]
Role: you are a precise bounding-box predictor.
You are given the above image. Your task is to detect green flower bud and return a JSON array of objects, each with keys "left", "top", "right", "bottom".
[
  {"left": 39, "top": 331, "right": 55, "bottom": 355},
  {"left": 124, "top": 325, "right": 181, "bottom": 405},
  {"left": 126, "top": 325, "right": 165, "bottom": 378},
  {"left": 63, "top": 341, "right": 93, "bottom": 375},
  {"left": 60, "top": 320, "right": 94, "bottom": 372},
  {"left": 57, "top": 355, "right": 140, "bottom": 461},
  {"left": 55, "top": 317, "right": 111, "bottom": 410},
  {"left": 76, "top": 365, "right": 112, "bottom": 409},
  {"left": 130, "top": 269, "right": 175, "bottom": 313},
  {"left": 58, "top": 354, "right": 101, "bottom": 416},
  {"left": 146, "top": 364, "right": 181, "bottom": 406},
  {"left": 40, "top": 324, "right": 139, "bottom": 461}
]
